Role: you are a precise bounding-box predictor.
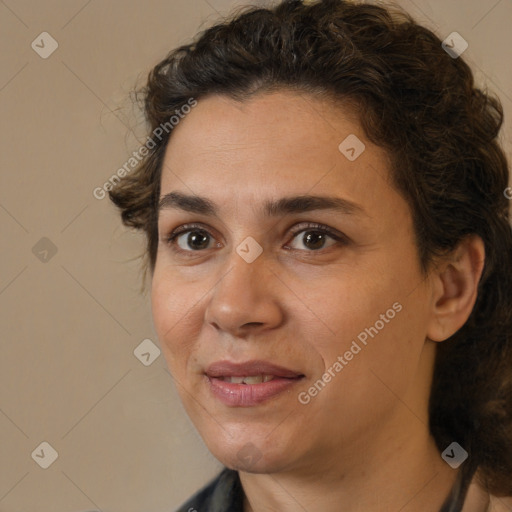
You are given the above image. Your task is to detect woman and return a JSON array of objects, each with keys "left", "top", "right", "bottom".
[{"left": 109, "top": 0, "right": 512, "bottom": 510}]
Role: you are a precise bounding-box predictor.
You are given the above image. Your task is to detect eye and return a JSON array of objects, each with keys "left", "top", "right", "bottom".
[
  {"left": 164, "top": 223, "right": 219, "bottom": 253},
  {"left": 162, "top": 222, "right": 348, "bottom": 256},
  {"left": 284, "top": 223, "right": 345, "bottom": 252}
]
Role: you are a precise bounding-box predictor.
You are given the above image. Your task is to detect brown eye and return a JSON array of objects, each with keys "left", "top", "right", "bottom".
[
  {"left": 164, "top": 221, "right": 347, "bottom": 257},
  {"left": 296, "top": 231, "right": 333, "bottom": 250},
  {"left": 285, "top": 223, "right": 347, "bottom": 252},
  {"left": 168, "top": 228, "right": 215, "bottom": 252}
]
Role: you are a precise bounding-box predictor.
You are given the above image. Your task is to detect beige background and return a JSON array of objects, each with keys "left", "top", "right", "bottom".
[{"left": 1, "top": 0, "right": 511, "bottom": 511}]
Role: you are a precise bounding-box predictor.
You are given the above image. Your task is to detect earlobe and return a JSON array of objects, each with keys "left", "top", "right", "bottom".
[{"left": 426, "top": 235, "right": 485, "bottom": 343}]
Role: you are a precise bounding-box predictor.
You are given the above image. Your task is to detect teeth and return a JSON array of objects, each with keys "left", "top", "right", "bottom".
[
  {"left": 222, "top": 375, "right": 276, "bottom": 384},
  {"left": 243, "top": 375, "right": 265, "bottom": 384}
]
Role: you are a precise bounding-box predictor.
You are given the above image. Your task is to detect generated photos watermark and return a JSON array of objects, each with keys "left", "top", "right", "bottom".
[
  {"left": 298, "top": 301, "right": 403, "bottom": 404},
  {"left": 93, "top": 97, "right": 198, "bottom": 200}
]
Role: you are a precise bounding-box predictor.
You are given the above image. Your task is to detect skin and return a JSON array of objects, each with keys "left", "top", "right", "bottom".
[{"left": 151, "top": 90, "right": 486, "bottom": 512}]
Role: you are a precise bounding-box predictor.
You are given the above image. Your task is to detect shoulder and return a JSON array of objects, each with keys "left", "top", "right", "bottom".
[
  {"left": 488, "top": 495, "right": 512, "bottom": 512},
  {"left": 174, "top": 468, "right": 244, "bottom": 512},
  {"left": 464, "top": 477, "right": 512, "bottom": 512}
]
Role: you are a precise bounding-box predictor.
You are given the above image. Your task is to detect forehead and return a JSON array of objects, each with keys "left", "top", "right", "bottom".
[
  {"left": 159, "top": 91, "right": 398, "bottom": 219},
  {"left": 162, "top": 91, "right": 362, "bottom": 169}
]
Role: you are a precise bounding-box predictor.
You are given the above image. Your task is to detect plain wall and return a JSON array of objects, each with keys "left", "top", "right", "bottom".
[{"left": 1, "top": 0, "right": 511, "bottom": 510}]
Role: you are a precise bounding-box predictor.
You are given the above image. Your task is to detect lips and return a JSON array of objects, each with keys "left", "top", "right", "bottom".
[
  {"left": 205, "top": 360, "right": 304, "bottom": 407},
  {"left": 205, "top": 360, "right": 303, "bottom": 379}
]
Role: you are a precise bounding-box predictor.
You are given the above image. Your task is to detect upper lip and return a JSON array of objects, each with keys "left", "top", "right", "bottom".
[{"left": 205, "top": 360, "right": 304, "bottom": 378}]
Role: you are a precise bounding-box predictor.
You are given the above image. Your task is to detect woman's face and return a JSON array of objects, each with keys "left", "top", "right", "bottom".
[{"left": 151, "top": 91, "right": 438, "bottom": 473}]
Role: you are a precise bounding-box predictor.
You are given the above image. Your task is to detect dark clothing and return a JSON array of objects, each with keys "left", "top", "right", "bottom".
[
  {"left": 174, "top": 465, "right": 472, "bottom": 512},
  {"left": 174, "top": 468, "right": 244, "bottom": 512}
]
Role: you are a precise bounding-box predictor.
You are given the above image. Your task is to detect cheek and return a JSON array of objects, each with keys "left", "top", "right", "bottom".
[
  {"left": 307, "top": 305, "right": 424, "bottom": 438},
  {"left": 150, "top": 273, "right": 201, "bottom": 363},
  {"left": 296, "top": 271, "right": 394, "bottom": 356},
  {"left": 330, "top": 295, "right": 428, "bottom": 412},
  {"left": 308, "top": 266, "right": 426, "bottom": 394},
  {"left": 151, "top": 275, "right": 175, "bottom": 342}
]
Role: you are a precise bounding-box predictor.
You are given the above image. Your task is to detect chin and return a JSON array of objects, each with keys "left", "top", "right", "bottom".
[{"left": 206, "top": 434, "right": 296, "bottom": 474}]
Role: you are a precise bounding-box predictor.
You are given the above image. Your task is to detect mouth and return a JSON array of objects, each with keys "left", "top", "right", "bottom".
[
  {"left": 205, "top": 360, "right": 305, "bottom": 407},
  {"left": 217, "top": 375, "right": 279, "bottom": 384}
]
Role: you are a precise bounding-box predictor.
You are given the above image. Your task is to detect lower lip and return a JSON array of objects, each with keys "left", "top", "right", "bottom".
[{"left": 207, "top": 376, "right": 302, "bottom": 407}]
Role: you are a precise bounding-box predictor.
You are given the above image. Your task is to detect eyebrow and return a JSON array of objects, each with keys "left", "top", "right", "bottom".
[{"left": 158, "top": 191, "right": 367, "bottom": 218}]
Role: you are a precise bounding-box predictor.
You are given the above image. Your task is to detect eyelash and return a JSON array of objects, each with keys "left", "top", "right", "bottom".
[{"left": 163, "top": 222, "right": 348, "bottom": 256}]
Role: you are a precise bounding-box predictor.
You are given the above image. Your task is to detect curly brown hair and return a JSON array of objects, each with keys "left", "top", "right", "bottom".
[{"left": 109, "top": 0, "right": 512, "bottom": 500}]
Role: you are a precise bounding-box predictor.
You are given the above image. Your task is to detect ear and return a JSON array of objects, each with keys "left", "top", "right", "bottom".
[{"left": 426, "top": 234, "right": 485, "bottom": 342}]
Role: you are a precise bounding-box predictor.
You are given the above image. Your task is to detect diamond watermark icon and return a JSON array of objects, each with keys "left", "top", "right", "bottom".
[
  {"left": 134, "top": 338, "right": 161, "bottom": 366},
  {"left": 338, "top": 134, "right": 366, "bottom": 161},
  {"left": 31, "top": 32, "right": 59, "bottom": 59},
  {"left": 441, "top": 442, "right": 468, "bottom": 469},
  {"left": 31, "top": 441, "right": 58, "bottom": 469},
  {"left": 236, "top": 236, "right": 263, "bottom": 263},
  {"left": 32, "top": 237, "right": 58, "bottom": 263},
  {"left": 237, "top": 442, "right": 263, "bottom": 468},
  {"left": 441, "top": 32, "right": 468, "bottom": 59}
]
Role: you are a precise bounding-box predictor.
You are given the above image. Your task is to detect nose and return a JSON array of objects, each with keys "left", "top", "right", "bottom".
[{"left": 204, "top": 249, "right": 285, "bottom": 337}]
